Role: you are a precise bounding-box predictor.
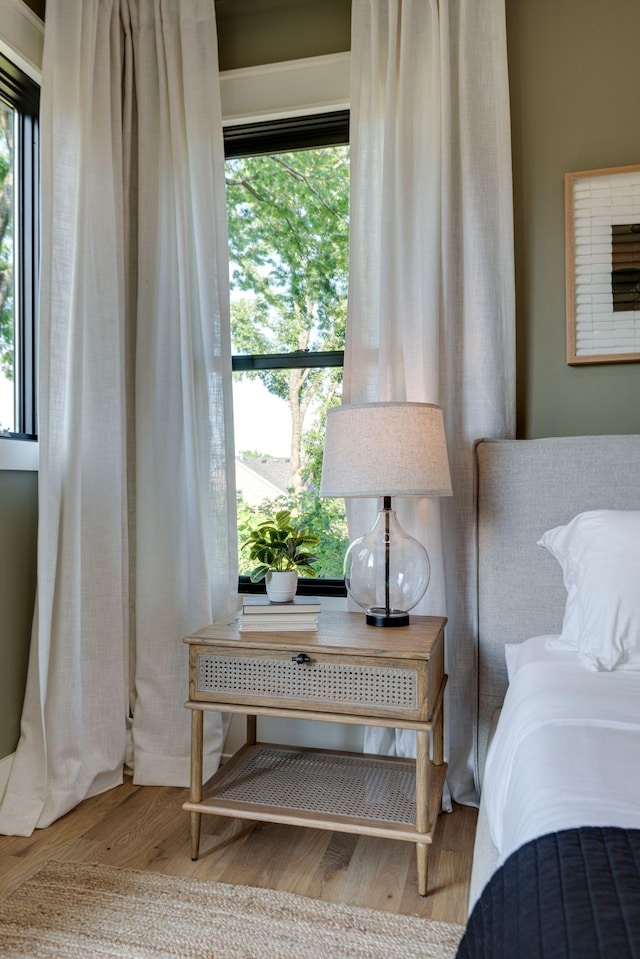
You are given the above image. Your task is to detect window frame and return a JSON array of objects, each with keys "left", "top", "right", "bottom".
[
  {"left": 225, "top": 112, "right": 349, "bottom": 598},
  {"left": 0, "top": 49, "right": 39, "bottom": 443}
]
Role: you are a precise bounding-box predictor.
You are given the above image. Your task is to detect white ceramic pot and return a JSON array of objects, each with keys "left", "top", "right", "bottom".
[{"left": 265, "top": 570, "right": 298, "bottom": 603}]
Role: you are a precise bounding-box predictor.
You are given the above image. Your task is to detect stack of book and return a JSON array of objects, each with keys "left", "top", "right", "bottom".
[{"left": 238, "top": 596, "right": 321, "bottom": 631}]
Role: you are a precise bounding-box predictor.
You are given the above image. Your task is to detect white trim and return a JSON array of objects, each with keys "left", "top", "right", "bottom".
[
  {"left": 0, "top": 0, "right": 43, "bottom": 82},
  {"left": 221, "top": 52, "right": 350, "bottom": 125},
  {"left": 0, "top": 753, "right": 15, "bottom": 803},
  {"left": 0, "top": 438, "right": 38, "bottom": 470}
]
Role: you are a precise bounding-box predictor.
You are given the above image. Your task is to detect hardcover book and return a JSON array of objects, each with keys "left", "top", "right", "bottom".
[{"left": 241, "top": 596, "right": 321, "bottom": 615}]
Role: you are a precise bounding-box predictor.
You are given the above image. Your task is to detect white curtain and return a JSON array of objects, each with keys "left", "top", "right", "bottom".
[
  {"left": 347, "top": 0, "right": 515, "bottom": 803},
  {"left": 0, "top": 0, "right": 237, "bottom": 836}
]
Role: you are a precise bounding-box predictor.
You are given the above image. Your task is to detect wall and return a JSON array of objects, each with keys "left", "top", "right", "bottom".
[
  {"left": 215, "top": 0, "right": 350, "bottom": 71},
  {"left": 507, "top": 0, "right": 640, "bottom": 438},
  {"left": 0, "top": 471, "right": 37, "bottom": 757},
  {"left": 23, "top": 0, "right": 43, "bottom": 18}
]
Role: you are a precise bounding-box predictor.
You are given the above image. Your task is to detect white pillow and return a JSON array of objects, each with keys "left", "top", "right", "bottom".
[
  {"left": 538, "top": 510, "right": 640, "bottom": 671},
  {"left": 504, "top": 635, "right": 577, "bottom": 682}
]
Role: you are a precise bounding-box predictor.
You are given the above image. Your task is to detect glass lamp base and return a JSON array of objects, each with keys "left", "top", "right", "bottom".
[
  {"left": 345, "top": 500, "right": 431, "bottom": 630},
  {"left": 365, "top": 608, "right": 411, "bottom": 628}
]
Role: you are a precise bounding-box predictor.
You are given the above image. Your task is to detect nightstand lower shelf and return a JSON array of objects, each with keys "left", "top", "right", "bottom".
[{"left": 183, "top": 741, "right": 447, "bottom": 843}]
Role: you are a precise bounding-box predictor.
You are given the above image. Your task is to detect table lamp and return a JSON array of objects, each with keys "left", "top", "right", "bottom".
[{"left": 320, "top": 401, "right": 452, "bottom": 627}]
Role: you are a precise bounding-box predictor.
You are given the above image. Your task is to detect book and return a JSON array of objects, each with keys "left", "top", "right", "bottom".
[
  {"left": 238, "top": 611, "right": 318, "bottom": 632},
  {"left": 238, "top": 620, "right": 318, "bottom": 632},
  {"left": 238, "top": 613, "right": 318, "bottom": 626},
  {"left": 241, "top": 596, "right": 321, "bottom": 615}
]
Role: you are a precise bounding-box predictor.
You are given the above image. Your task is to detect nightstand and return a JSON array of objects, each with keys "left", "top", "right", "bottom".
[{"left": 183, "top": 610, "right": 447, "bottom": 896}]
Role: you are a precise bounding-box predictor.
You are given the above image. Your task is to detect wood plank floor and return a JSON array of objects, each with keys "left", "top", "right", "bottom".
[{"left": 0, "top": 778, "right": 477, "bottom": 924}]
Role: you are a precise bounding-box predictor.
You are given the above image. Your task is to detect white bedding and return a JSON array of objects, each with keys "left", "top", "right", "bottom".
[{"left": 483, "top": 636, "right": 640, "bottom": 867}]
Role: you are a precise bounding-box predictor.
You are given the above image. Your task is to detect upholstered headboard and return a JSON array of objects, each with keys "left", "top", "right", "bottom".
[{"left": 474, "top": 435, "right": 640, "bottom": 784}]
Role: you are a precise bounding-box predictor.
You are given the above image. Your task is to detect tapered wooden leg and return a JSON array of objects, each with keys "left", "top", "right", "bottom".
[
  {"left": 246, "top": 714, "right": 257, "bottom": 746},
  {"left": 433, "top": 697, "right": 444, "bottom": 767},
  {"left": 190, "top": 812, "right": 202, "bottom": 862},
  {"left": 416, "top": 842, "right": 429, "bottom": 897},
  {"left": 190, "top": 709, "right": 204, "bottom": 861},
  {"left": 415, "top": 729, "right": 430, "bottom": 895},
  {"left": 433, "top": 680, "right": 446, "bottom": 813},
  {"left": 415, "top": 729, "right": 430, "bottom": 833}
]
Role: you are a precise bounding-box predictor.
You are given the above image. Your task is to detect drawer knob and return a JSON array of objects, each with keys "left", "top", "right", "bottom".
[{"left": 291, "top": 653, "right": 311, "bottom": 665}]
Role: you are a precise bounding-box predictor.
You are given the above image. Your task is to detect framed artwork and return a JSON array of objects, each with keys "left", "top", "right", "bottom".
[{"left": 565, "top": 164, "right": 640, "bottom": 365}]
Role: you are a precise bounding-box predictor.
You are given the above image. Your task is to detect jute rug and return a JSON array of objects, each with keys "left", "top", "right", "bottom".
[{"left": 0, "top": 860, "right": 465, "bottom": 959}]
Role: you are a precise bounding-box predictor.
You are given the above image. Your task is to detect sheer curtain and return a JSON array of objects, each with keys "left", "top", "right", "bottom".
[
  {"left": 347, "top": 0, "right": 515, "bottom": 803},
  {"left": 0, "top": 0, "right": 237, "bottom": 836}
]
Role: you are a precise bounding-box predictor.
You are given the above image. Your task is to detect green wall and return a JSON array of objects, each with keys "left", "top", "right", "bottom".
[
  {"left": 216, "top": 0, "right": 350, "bottom": 71},
  {"left": 507, "top": 0, "right": 640, "bottom": 438},
  {"left": 23, "top": 0, "right": 44, "bottom": 19},
  {"left": 0, "top": 471, "right": 37, "bottom": 758}
]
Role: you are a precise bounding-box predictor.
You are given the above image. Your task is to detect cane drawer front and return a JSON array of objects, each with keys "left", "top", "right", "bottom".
[{"left": 189, "top": 645, "right": 429, "bottom": 721}]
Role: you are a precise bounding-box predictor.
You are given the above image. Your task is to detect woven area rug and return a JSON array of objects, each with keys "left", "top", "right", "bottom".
[{"left": 0, "top": 860, "right": 465, "bottom": 959}]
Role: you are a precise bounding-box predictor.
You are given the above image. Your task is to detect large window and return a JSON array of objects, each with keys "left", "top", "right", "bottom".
[
  {"left": 0, "top": 52, "right": 39, "bottom": 440},
  {"left": 225, "top": 113, "right": 349, "bottom": 595}
]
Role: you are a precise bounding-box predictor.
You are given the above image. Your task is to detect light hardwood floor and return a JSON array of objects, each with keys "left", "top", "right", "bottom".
[{"left": 0, "top": 778, "right": 477, "bottom": 924}]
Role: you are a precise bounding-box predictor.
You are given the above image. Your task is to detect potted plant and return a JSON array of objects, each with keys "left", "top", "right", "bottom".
[{"left": 243, "top": 509, "right": 320, "bottom": 602}]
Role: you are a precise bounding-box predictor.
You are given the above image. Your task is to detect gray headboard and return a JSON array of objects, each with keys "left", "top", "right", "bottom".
[{"left": 475, "top": 435, "right": 640, "bottom": 783}]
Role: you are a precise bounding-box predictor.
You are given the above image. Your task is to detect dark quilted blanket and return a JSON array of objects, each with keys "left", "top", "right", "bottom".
[{"left": 457, "top": 827, "right": 640, "bottom": 959}]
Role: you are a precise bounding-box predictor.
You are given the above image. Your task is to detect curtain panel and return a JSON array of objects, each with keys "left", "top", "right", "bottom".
[
  {"left": 0, "top": 0, "right": 237, "bottom": 837},
  {"left": 347, "top": 0, "right": 515, "bottom": 803}
]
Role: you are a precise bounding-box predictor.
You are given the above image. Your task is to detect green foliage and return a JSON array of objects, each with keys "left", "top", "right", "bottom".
[
  {"left": 300, "top": 394, "right": 343, "bottom": 490},
  {"left": 289, "top": 489, "right": 349, "bottom": 579},
  {"left": 237, "top": 491, "right": 349, "bottom": 581},
  {"left": 226, "top": 149, "right": 349, "bottom": 345},
  {"left": 228, "top": 144, "right": 351, "bottom": 580},
  {"left": 226, "top": 146, "right": 349, "bottom": 492},
  {"left": 242, "top": 508, "right": 320, "bottom": 583},
  {"left": 0, "top": 104, "right": 14, "bottom": 384}
]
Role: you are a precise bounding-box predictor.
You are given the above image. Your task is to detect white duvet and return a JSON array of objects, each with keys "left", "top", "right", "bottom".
[{"left": 483, "top": 636, "right": 640, "bottom": 867}]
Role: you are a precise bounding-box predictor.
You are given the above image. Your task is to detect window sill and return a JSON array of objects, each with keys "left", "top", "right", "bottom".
[
  {"left": 238, "top": 576, "right": 347, "bottom": 599},
  {"left": 0, "top": 437, "right": 38, "bottom": 471}
]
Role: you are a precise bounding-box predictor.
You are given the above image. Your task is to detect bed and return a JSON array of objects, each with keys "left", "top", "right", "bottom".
[{"left": 458, "top": 435, "right": 640, "bottom": 958}]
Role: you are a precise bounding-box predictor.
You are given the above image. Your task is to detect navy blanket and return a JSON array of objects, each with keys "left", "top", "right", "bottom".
[{"left": 457, "top": 827, "right": 640, "bottom": 959}]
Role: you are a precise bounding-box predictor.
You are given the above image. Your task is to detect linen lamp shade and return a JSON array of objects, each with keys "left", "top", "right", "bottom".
[{"left": 320, "top": 402, "right": 452, "bottom": 499}]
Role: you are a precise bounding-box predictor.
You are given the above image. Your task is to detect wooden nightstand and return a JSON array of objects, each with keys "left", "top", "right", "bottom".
[{"left": 183, "top": 610, "right": 447, "bottom": 896}]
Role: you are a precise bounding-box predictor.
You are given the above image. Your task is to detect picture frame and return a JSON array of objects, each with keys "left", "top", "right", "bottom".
[{"left": 565, "top": 164, "right": 640, "bottom": 365}]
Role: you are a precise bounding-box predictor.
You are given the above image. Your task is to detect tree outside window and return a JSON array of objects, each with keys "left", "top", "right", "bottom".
[
  {"left": 0, "top": 100, "right": 15, "bottom": 432},
  {"left": 226, "top": 135, "right": 350, "bottom": 585},
  {"left": 0, "top": 54, "right": 38, "bottom": 440}
]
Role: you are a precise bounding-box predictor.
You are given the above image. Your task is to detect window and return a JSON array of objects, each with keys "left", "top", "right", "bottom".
[
  {"left": 0, "top": 52, "right": 39, "bottom": 440},
  {"left": 225, "top": 113, "right": 349, "bottom": 595}
]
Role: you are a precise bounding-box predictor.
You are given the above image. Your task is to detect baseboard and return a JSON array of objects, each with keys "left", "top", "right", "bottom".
[{"left": 0, "top": 753, "right": 15, "bottom": 802}]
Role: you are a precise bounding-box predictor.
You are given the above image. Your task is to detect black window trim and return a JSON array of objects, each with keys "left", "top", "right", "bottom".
[
  {"left": 224, "top": 110, "right": 349, "bottom": 160},
  {"left": 232, "top": 349, "right": 344, "bottom": 372},
  {"left": 0, "top": 51, "right": 39, "bottom": 441},
  {"left": 225, "top": 112, "right": 348, "bottom": 598}
]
